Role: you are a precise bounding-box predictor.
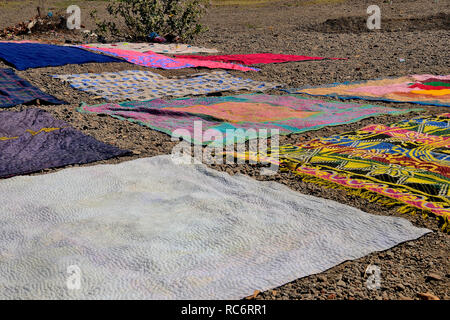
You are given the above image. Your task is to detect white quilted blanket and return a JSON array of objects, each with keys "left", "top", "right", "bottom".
[{"left": 0, "top": 155, "right": 429, "bottom": 299}]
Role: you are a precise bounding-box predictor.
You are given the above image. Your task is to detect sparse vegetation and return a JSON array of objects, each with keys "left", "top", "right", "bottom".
[{"left": 91, "top": 0, "right": 210, "bottom": 41}]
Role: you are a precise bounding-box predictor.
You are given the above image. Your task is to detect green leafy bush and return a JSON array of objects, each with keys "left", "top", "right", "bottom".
[{"left": 91, "top": 0, "right": 210, "bottom": 41}]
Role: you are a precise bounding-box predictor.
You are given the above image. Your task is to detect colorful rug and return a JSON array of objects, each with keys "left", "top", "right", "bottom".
[
  {"left": 285, "top": 75, "right": 450, "bottom": 107},
  {"left": 0, "top": 109, "right": 130, "bottom": 178},
  {"left": 78, "top": 94, "right": 420, "bottom": 146},
  {"left": 0, "top": 155, "right": 429, "bottom": 299},
  {"left": 174, "top": 53, "right": 343, "bottom": 65},
  {"left": 80, "top": 46, "right": 258, "bottom": 72},
  {"left": 0, "top": 68, "right": 65, "bottom": 108},
  {"left": 243, "top": 114, "right": 450, "bottom": 232},
  {"left": 53, "top": 70, "right": 280, "bottom": 101},
  {"left": 0, "top": 43, "right": 123, "bottom": 70},
  {"left": 82, "top": 42, "right": 219, "bottom": 54}
]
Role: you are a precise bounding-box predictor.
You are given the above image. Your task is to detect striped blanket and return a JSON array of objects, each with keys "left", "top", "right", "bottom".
[{"left": 78, "top": 94, "right": 419, "bottom": 145}]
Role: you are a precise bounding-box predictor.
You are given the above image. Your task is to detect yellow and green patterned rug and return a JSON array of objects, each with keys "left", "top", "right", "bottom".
[{"left": 236, "top": 114, "right": 450, "bottom": 232}]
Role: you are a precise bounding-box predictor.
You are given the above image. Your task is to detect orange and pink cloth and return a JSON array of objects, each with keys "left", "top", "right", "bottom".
[
  {"left": 286, "top": 74, "right": 450, "bottom": 107},
  {"left": 77, "top": 93, "right": 418, "bottom": 146}
]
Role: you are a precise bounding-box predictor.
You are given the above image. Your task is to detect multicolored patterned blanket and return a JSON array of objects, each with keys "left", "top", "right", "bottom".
[
  {"left": 0, "top": 109, "right": 130, "bottom": 178},
  {"left": 81, "top": 46, "right": 258, "bottom": 72},
  {"left": 78, "top": 94, "right": 419, "bottom": 145},
  {"left": 82, "top": 42, "right": 219, "bottom": 54},
  {"left": 174, "top": 53, "right": 343, "bottom": 65},
  {"left": 0, "top": 68, "right": 65, "bottom": 108},
  {"left": 53, "top": 70, "right": 280, "bottom": 101},
  {"left": 0, "top": 43, "right": 123, "bottom": 70},
  {"left": 285, "top": 75, "right": 450, "bottom": 107},
  {"left": 244, "top": 114, "right": 450, "bottom": 232}
]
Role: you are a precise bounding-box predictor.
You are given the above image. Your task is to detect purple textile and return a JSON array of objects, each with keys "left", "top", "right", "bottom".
[{"left": 0, "top": 108, "right": 130, "bottom": 178}]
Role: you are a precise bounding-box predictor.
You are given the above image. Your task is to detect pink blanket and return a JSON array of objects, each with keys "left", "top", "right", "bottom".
[
  {"left": 81, "top": 46, "right": 258, "bottom": 72},
  {"left": 174, "top": 53, "right": 343, "bottom": 65}
]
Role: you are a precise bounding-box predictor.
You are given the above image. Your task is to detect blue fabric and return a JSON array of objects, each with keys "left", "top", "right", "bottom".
[
  {"left": 0, "top": 43, "right": 124, "bottom": 70},
  {"left": 0, "top": 68, "right": 65, "bottom": 108}
]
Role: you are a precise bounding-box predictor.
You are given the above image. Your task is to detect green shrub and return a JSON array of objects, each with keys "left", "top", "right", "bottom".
[{"left": 91, "top": 0, "right": 210, "bottom": 41}]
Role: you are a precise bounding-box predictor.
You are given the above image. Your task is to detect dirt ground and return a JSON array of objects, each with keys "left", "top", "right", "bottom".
[{"left": 0, "top": 0, "right": 449, "bottom": 300}]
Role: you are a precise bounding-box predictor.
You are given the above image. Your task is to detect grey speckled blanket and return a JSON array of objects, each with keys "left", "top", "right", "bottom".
[{"left": 0, "top": 155, "right": 430, "bottom": 299}]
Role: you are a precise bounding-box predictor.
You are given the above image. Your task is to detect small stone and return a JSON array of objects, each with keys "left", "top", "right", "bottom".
[
  {"left": 244, "top": 290, "right": 260, "bottom": 300},
  {"left": 336, "top": 280, "right": 346, "bottom": 287},
  {"left": 396, "top": 284, "right": 405, "bottom": 291},
  {"left": 426, "top": 272, "right": 442, "bottom": 281},
  {"left": 327, "top": 293, "right": 336, "bottom": 300},
  {"left": 398, "top": 295, "right": 413, "bottom": 300},
  {"left": 317, "top": 275, "right": 327, "bottom": 282},
  {"left": 417, "top": 292, "right": 439, "bottom": 300}
]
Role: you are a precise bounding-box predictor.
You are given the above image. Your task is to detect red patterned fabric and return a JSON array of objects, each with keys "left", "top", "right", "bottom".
[{"left": 174, "top": 53, "right": 343, "bottom": 65}]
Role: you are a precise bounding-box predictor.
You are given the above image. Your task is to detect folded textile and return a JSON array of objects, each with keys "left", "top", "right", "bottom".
[
  {"left": 0, "top": 43, "right": 123, "bottom": 70},
  {"left": 0, "top": 109, "right": 130, "bottom": 178},
  {"left": 0, "top": 155, "right": 429, "bottom": 299},
  {"left": 0, "top": 68, "right": 65, "bottom": 108},
  {"left": 78, "top": 93, "right": 420, "bottom": 146},
  {"left": 80, "top": 46, "right": 258, "bottom": 71},
  {"left": 240, "top": 114, "right": 450, "bottom": 231},
  {"left": 174, "top": 53, "right": 343, "bottom": 65},
  {"left": 285, "top": 75, "right": 450, "bottom": 107},
  {"left": 53, "top": 70, "right": 280, "bottom": 101},
  {"left": 82, "top": 42, "right": 219, "bottom": 54}
]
